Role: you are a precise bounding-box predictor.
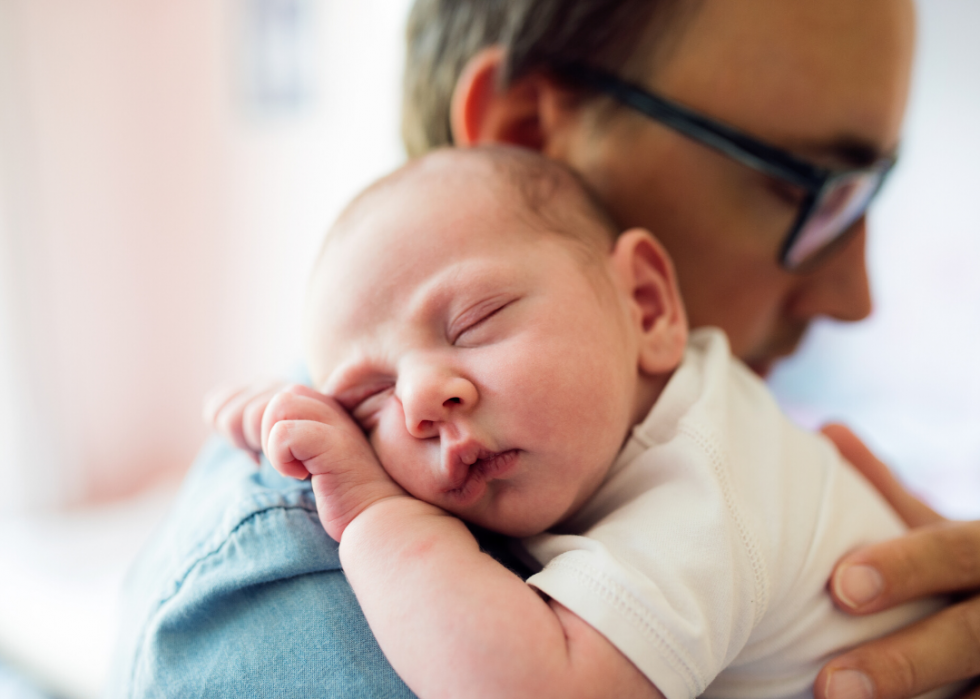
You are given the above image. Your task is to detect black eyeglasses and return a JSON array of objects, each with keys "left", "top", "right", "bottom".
[{"left": 560, "top": 64, "right": 897, "bottom": 272}]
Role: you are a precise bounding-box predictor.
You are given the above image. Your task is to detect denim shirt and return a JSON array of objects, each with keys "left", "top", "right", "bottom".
[{"left": 105, "top": 436, "right": 416, "bottom": 698}]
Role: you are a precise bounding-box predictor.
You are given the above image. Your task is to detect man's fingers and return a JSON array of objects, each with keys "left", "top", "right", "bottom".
[
  {"left": 821, "top": 424, "right": 942, "bottom": 528},
  {"left": 832, "top": 520, "right": 980, "bottom": 614},
  {"left": 821, "top": 424, "right": 980, "bottom": 697},
  {"left": 816, "top": 596, "right": 980, "bottom": 699}
]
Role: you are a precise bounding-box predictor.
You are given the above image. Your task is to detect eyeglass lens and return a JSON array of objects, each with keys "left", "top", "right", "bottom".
[{"left": 784, "top": 169, "right": 884, "bottom": 269}]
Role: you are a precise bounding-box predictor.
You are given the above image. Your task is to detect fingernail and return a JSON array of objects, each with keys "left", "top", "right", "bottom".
[
  {"left": 834, "top": 564, "right": 883, "bottom": 609},
  {"left": 825, "top": 669, "right": 874, "bottom": 699}
]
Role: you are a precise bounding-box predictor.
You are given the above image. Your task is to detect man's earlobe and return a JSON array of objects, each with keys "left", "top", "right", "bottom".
[
  {"left": 613, "top": 229, "right": 688, "bottom": 375},
  {"left": 450, "top": 47, "right": 554, "bottom": 151}
]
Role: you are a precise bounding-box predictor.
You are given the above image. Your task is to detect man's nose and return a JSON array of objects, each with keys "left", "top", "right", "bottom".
[
  {"left": 398, "top": 363, "right": 478, "bottom": 439},
  {"left": 789, "top": 218, "right": 873, "bottom": 323}
]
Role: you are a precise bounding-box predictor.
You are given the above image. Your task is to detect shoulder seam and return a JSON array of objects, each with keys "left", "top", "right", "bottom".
[
  {"left": 548, "top": 554, "right": 705, "bottom": 696},
  {"left": 677, "top": 424, "right": 770, "bottom": 626}
]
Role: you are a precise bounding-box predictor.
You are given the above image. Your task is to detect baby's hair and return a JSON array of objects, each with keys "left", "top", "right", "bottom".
[
  {"left": 482, "top": 146, "right": 621, "bottom": 253},
  {"left": 323, "top": 146, "right": 621, "bottom": 263}
]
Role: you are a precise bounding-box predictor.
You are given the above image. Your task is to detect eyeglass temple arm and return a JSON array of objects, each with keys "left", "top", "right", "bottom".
[{"left": 562, "top": 64, "right": 828, "bottom": 191}]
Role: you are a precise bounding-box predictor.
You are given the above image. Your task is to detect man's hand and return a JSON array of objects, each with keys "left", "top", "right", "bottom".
[
  {"left": 262, "top": 384, "right": 406, "bottom": 541},
  {"left": 203, "top": 380, "right": 287, "bottom": 463},
  {"left": 816, "top": 424, "right": 980, "bottom": 699}
]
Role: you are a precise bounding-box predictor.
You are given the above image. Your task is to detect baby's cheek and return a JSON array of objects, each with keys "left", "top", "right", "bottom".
[
  {"left": 371, "top": 409, "right": 436, "bottom": 499},
  {"left": 370, "top": 410, "right": 406, "bottom": 474}
]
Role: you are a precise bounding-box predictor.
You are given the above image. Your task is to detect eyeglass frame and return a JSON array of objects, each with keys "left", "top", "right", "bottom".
[{"left": 557, "top": 63, "right": 897, "bottom": 272}]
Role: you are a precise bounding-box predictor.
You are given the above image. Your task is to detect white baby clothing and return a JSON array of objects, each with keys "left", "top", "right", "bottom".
[{"left": 524, "top": 328, "right": 949, "bottom": 699}]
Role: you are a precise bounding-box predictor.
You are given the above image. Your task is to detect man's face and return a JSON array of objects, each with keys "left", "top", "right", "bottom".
[
  {"left": 549, "top": 0, "right": 915, "bottom": 375},
  {"left": 304, "top": 170, "right": 642, "bottom": 537}
]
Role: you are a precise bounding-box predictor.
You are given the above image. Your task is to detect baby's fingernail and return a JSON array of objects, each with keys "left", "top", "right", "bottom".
[
  {"left": 834, "top": 564, "right": 883, "bottom": 609},
  {"left": 825, "top": 669, "right": 874, "bottom": 699}
]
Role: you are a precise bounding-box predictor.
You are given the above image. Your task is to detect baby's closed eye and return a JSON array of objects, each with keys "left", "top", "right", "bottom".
[{"left": 451, "top": 297, "right": 519, "bottom": 347}]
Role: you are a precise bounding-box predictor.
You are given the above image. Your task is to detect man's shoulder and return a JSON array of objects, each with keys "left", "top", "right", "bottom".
[
  {"left": 105, "top": 437, "right": 385, "bottom": 698},
  {"left": 128, "top": 436, "right": 339, "bottom": 604}
]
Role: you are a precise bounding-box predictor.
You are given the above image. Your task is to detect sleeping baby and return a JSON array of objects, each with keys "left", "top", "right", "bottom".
[{"left": 259, "top": 146, "right": 951, "bottom": 699}]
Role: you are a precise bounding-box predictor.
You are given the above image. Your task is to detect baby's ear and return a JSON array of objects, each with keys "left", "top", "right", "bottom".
[{"left": 611, "top": 229, "right": 688, "bottom": 375}]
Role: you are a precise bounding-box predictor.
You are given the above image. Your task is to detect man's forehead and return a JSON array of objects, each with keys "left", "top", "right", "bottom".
[{"left": 648, "top": 0, "right": 914, "bottom": 158}]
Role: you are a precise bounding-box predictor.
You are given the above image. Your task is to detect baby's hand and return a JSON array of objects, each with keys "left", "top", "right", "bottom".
[
  {"left": 203, "top": 380, "right": 287, "bottom": 463},
  {"left": 262, "top": 384, "right": 406, "bottom": 541}
]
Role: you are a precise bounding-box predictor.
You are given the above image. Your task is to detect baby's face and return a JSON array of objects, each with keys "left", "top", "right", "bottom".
[{"left": 305, "top": 177, "right": 644, "bottom": 537}]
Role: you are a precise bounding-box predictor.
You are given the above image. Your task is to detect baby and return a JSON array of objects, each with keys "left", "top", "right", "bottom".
[{"left": 260, "top": 147, "right": 949, "bottom": 699}]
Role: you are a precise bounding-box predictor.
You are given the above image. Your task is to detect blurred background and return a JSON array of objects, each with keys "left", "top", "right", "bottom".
[{"left": 0, "top": 0, "right": 976, "bottom": 697}]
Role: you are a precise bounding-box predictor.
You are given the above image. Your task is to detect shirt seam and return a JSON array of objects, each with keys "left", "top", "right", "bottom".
[
  {"left": 546, "top": 554, "right": 704, "bottom": 696},
  {"left": 677, "top": 424, "right": 770, "bottom": 626}
]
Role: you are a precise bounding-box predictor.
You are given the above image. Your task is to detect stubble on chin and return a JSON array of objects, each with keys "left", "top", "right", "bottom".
[{"left": 743, "top": 322, "right": 810, "bottom": 377}]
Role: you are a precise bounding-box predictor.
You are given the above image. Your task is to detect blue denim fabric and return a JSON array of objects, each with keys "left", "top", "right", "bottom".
[{"left": 106, "top": 436, "right": 416, "bottom": 698}]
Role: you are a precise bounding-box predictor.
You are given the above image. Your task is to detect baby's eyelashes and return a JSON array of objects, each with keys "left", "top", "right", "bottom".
[{"left": 451, "top": 298, "right": 517, "bottom": 347}]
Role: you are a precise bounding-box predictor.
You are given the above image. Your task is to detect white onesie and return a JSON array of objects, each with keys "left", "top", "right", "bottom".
[{"left": 524, "top": 329, "right": 950, "bottom": 699}]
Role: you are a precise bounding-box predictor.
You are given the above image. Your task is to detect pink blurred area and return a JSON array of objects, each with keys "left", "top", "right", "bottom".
[
  {"left": 0, "top": 0, "right": 409, "bottom": 510},
  {"left": 9, "top": 1, "right": 236, "bottom": 503}
]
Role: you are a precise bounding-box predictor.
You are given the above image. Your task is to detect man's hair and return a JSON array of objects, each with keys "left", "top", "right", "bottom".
[{"left": 402, "top": 0, "right": 694, "bottom": 158}]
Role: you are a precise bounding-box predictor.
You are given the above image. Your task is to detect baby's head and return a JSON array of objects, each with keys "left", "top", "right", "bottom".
[{"left": 304, "top": 147, "right": 687, "bottom": 537}]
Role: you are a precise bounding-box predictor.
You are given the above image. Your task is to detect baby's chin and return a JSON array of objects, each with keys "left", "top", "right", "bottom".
[{"left": 451, "top": 497, "right": 567, "bottom": 540}]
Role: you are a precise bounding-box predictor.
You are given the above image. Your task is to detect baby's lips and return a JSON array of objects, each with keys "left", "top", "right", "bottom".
[{"left": 439, "top": 442, "right": 479, "bottom": 491}]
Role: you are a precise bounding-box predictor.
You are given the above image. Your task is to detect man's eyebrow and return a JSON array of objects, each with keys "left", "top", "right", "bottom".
[{"left": 793, "top": 135, "right": 897, "bottom": 169}]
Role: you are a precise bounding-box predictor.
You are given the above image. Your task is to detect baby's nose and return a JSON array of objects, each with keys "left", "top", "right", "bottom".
[{"left": 399, "top": 367, "right": 478, "bottom": 439}]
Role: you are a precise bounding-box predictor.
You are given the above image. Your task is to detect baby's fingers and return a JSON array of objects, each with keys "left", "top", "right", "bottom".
[
  {"left": 260, "top": 384, "right": 343, "bottom": 433},
  {"left": 265, "top": 419, "right": 325, "bottom": 480},
  {"left": 240, "top": 385, "right": 286, "bottom": 454},
  {"left": 204, "top": 380, "right": 287, "bottom": 457},
  {"left": 203, "top": 384, "right": 251, "bottom": 450},
  {"left": 261, "top": 385, "right": 360, "bottom": 470}
]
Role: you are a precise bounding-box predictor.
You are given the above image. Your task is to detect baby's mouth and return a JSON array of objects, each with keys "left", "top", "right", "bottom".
[{"left": 442, "top": 447, "right": 519, "bottom": 502}]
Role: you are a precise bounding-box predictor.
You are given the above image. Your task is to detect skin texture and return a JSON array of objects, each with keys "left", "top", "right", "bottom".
[{"left": 263, "top": 151, "right": 687, "bottom": 698}]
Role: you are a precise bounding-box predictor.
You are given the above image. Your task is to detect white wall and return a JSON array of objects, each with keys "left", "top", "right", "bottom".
[{"left": 0, "top": 0, "right": 69, "bottom": 512}]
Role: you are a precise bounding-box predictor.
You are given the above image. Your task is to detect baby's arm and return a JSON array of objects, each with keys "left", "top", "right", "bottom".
[{"left": 262, "top": 385, "right": 663, "bottom": 699}]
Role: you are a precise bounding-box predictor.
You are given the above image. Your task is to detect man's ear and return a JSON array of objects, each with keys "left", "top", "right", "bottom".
[
  {"left": 611, "top": 229, "right": 688, "bottom": 375},
  {"left": 450, "top": 46, "right": 568, "bottom": 152}
]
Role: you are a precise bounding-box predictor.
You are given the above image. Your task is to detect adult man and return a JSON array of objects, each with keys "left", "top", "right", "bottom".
[{"left": 110, "top": 1, "right": 980, "bottom": 698}]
